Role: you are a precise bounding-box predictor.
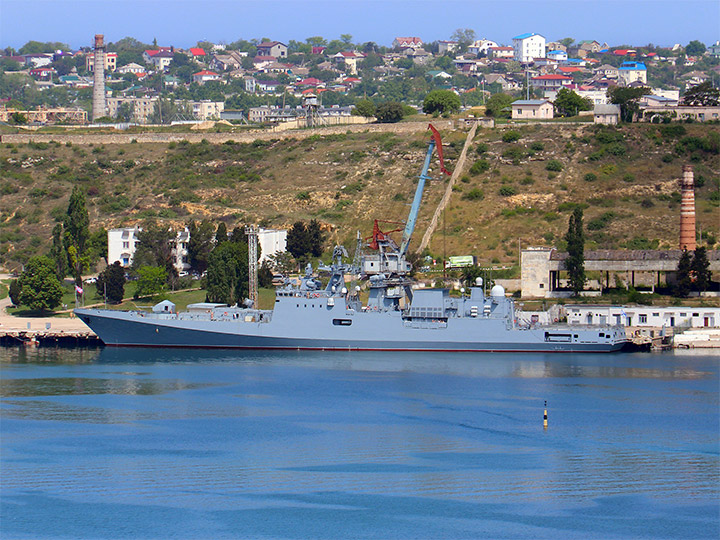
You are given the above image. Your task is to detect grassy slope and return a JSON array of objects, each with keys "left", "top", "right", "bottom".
[{"left": 0, "top": 123, "right": 718, "bottom": 273}]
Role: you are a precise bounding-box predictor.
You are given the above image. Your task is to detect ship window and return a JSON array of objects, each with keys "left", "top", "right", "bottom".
[
  {"left": 332, "top": 319, "right": 352, "bottom": 326},
  {"left": 599, "top": 333, "right": 605, "bottom": 337}
]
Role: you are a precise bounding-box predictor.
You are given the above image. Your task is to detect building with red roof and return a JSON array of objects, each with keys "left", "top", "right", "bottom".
[
  {"left": 189, "top": 48, "right": 206, "bottom": 58},
  {"left": 193, "top": 70, "right": 220, "bottom": 84}
]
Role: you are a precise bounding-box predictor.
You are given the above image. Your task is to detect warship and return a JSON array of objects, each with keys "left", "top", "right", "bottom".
[{"left": 76, "top": 126, "right": 628, "bottom": 353}]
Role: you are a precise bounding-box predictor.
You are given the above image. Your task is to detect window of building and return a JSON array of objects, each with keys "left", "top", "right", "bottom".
[{"left": 639, "top": 314, "right": 647, "bottom": 323}]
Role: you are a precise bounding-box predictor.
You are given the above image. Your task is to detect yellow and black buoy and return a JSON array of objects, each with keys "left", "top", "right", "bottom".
[{"left": 543, "top": 400, "right": 548, "bottom": 429}]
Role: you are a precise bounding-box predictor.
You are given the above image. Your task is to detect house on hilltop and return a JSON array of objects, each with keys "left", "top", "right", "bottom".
[
  {"left": 393, "top": 37, "right": 423, "bottom": 49},
  {"left": 511, "top": 99, "right": 554, "bottom": 120},
  {"left": 512, "top": 32, "right": 546, "bottom": 63},
  {"left": 618, "top": 62, "right": 647, "bottom": 86},
  {"left": 256, "top": 41, "right": 288, "bottom": 59}
]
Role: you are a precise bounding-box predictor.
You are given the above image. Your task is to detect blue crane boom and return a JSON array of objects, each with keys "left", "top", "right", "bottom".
[{"left": 399, "top": 136, "right": 436, "bottom": 256}]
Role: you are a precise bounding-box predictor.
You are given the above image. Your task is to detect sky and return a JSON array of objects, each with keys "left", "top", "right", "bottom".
[{"left": 1, "top": 0, "right": 718, "bottom": 51}]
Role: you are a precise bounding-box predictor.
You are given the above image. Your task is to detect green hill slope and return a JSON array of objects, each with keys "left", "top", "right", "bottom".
[{"left": 1, "top": 122, "right": 718, "bottom": 271}]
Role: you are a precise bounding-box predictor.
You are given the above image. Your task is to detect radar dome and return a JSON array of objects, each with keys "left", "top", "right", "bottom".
[
  {"left": 491, "top": 284, "right": 505, "bottom": 298},
  {"left": 475, "top": 277, "right": 483, "bottom": 287}
]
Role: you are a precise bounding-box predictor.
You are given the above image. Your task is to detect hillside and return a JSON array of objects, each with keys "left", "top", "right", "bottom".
[{"left": 0, "top": 121, "right": 718, "bottom": 272}]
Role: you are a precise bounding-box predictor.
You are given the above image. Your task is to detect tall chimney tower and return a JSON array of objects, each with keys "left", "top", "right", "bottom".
[
  {"left": 92, "top": 34, "right": 106, "bottom": 122},
  {"left": 679, "top": 164, "right": 696, "bottom": 251}
]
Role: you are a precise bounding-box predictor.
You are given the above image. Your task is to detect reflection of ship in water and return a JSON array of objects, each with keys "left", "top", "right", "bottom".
[{"left": 76, "top": 125, "right": 627, "bottom": 353}]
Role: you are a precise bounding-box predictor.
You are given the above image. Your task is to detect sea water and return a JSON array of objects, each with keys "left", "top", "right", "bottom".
[{"left": 0, "top": 347, "right": 718, "bottom": 539}]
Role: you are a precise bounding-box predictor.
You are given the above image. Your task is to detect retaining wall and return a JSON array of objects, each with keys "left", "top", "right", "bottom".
[{"left": 0, "top": 120, "right": 454, "bottom": 146}]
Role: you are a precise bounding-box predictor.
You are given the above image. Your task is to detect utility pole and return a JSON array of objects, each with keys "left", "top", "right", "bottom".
[{"left": 245, "top": 225, "right": 258, "bottom": 307}]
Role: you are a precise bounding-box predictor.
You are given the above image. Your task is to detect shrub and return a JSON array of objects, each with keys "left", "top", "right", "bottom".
[
  {"left": 498, "top": 186, "right": 517, "bottom": 196},
  {"left": 469, "top": 159, "right": 490, "bottom": 174},
  {"left": 623, "top": 173, "right": 635, "bottom": 183},
  {"left": 502, "top": 131, "right": 521, "bottom": 143},
  {"left": 584, "top": 173, "right": 598, "bottom": 182},
  {"left": 545, "top": 159, "right": 563, "bottom": 172},
  {"left": 530, "top": 142, "right": 545, "bottom": 152},
  {"left": 475, "top": 143, "right": 488, "bottom": 154},
  {"left": 502, "top": 146, "right": 525, "bottom": 161},
  {"left": 462, "top": 188, "right": 484, "bottom": 201},
  {"left": 661, "top": 153, "right": 674, "bottom": 163},
  {"left": 296, "top": 191, "right": 311, "bottom": 201}
]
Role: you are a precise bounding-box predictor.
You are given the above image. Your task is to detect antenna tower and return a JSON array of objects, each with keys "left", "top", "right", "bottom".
[{"left": 245, "top": 225, "right": 259, "bottom": 307}]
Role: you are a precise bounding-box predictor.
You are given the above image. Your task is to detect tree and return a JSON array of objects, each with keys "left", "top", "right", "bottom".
[
  {"left": 187, "top": 219, "right": 215, "bottom": 273},
  {"left": 49, "top": 223, "right": 67, "bottom": 280},
  {"left": 96, "top": 261, "right": 126, "bottom": 303},
  {"left": 133, "top": 224, "right": 175, "bottom": 271},
  {"left": 675, "top": 249, "right": 692, "bottom": 297},
  {"left": 564, "top": 208, "right": 586, "bottom": 296},
  {"left": 286, "top": 221, "right": 312, "bottom": 259},
  {"left": 307, "top": 219, "right": 325, "bottom": 257},
  {"left": 484, "top": 93, "right": 514, "bottom": 118},
  {"left": 215, "top": 222, "right": 228, "bottom": 245},
  {"left": 559, "top": 38, "right": 575, "bottom": 48},
  {"left": 267, "top": 252, "right": 295, "bottom": 275},
  {"left": 553, "top": 87, "right": 593, "bottom": 117},
  {"left": 607, "top": 86, "right": 651, "bottom": 122},
  {"left": 451, "top": 28, "right": 477, "bottom": 51},
  {"left": 685, "top": 40, "right": 706, "bottom": 56},
  {"left": 375, "top": 101, "right": 404, "bottom": 123},
  {"left": 205, "top": 241, "right": 248, "bottom": 305},
  {"left": 691, "top": 246, "right": 712, "bottom": 293},
  {"left": 286, "top": 220, "right": 325, "bottom": 263},
  {"left": 64, "top": 186, "right": 90, "bottom": 285},
  {"left": 353, "top": 98, "right": 376, "bottom": 117},
  {"left": 681, "top": 81, "right": 719, "bottom": 106},
  {"left": 18, "top": 256, "right": 64, "bottom": 311},
  {"left": 8, "top": 279, "right": 21, "bottom": 306},
  {"left": 116, "top": 101, "right": 135, "bottom": 122},
  {"left": 422, "top": 90, "right": 461, "bottom": 117},
  {"left": 134, "top": 266, "right": 167, "bottom": 298}
]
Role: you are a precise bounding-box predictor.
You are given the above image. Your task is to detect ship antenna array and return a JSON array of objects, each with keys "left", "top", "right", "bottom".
[{"left": 245, "top": 225, "right": 258, "bottom": 307}]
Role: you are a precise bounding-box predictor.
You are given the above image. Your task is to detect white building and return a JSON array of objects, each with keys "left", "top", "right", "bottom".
[
  {"left": 512, "top": 32, "right": 546, "bottom": 63},
  {"left": 192, "top": 100, "right": 224, "bottom": 120},
  {"left": 107, "top": 227, "right": 190, "bottom": 272},
  {"left": 468, "top": 39, "right": 498, "bottom": 56},
  {"left": 566, "top": 305, "right": 718, "bottom": 329},
  {"left": 108, "top": 227, "right": 142, "bottom": 267},
  {"left": 258, "top": 228, "right": 287, "bottom": 263},
  {"left": 618, "top": 62, "right": 647, "bottom": 86}
]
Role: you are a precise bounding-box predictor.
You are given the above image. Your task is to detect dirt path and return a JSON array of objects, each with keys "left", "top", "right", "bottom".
[{"left": 417, "top": 123, "right": 478, "bottom": 253}]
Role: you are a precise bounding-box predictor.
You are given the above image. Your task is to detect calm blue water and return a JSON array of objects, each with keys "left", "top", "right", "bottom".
[{"left": 1, "top": 347, "right": 718, "bottom": 539}]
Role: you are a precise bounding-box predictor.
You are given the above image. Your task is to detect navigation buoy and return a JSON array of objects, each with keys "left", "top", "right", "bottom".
[{"left": 543, "top": 400, "right": 548, "bottom": 429}]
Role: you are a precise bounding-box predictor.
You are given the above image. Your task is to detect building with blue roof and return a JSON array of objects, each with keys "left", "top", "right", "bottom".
[
  {"left": 512, "top": 32, "right": 546, "bottom": 63},
  {"left": 618, "top": 62, "right": 647, "bottom": 85}
]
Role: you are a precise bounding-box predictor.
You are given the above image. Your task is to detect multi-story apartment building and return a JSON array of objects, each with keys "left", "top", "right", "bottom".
[{"left": 512, "top": 32, "right": 546, "bottom": 63}]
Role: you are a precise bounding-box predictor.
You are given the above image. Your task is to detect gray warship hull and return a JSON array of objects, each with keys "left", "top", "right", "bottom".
[{"left": 75, "top": 301, "right": 627, "bottom": 353}]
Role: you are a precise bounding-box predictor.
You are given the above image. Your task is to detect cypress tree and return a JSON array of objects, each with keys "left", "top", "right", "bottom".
[
  {"left": 675, "top": 249, "right": 692, "bottom": 297},
  {"left": 691, "top": 246, "right": 711, "bottom": 293},
  {"left": 50, "top": 223, "right": 68, "bottom": 280},
  {"left": 64, "top": 186, "right": 89, "bottom": 285},
  {"left": 215, "top": 222, "right": 228, "bottom": 245},
  {"left": 564, "top": 208, "right": 586, "bottom": 296}
]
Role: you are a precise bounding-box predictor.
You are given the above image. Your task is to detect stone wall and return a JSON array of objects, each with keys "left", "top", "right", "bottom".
[{"left": 0, "top": 120, "right": 453, "bottom": 146}]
